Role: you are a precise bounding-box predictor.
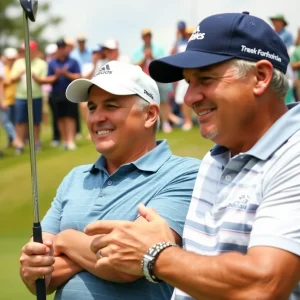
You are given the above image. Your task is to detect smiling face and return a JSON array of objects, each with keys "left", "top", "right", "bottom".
[
  {"left": 87, "top": 86, "right": 158, "bottom": 167},
  {"left": 183, "top": 60, "right": 274, "bottom": 154}
]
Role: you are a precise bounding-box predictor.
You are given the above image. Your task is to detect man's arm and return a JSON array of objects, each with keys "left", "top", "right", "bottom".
[
  {"left": 86, "top": 203, "right": 300, "bottom": 300},
  {"left": 55, "top": 216, "right": 180, "bottom": 283},
  {"left": 19, "top": 232, "right": 83, "bottom": 295},
  {"left": 32, "top": 74, "right": 57, "bottom": 85},
  {"left": 19, "top": 233, "right": 56, "bottom": 295},
  {"left": 47, "top": 255, "right": 82, "bottom": 295},
  {"left": 154, "top": 245, "right": 300, "bottom": 300},
  {"left": 62, "top": 70, "right": 81, "bottom": 81}
]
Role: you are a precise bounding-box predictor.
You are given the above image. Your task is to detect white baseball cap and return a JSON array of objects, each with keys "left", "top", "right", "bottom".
[
  {"left": 3, "top": 47, "right": 18, "bottom": 59},
  {"left": 45, "top": 43, "right": 57, "bottom": 56},
  {"left": 66, "top": 60, "right": 160, "bottom": 105},
  {"left": 102, "top": 39, "right": 118, "bottom": 50}
]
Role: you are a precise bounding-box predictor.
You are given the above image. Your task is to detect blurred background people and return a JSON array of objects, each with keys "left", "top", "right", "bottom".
[
  {"left": 102, "top": 38, "right": 130, "bottom": 63},
  {"left": 65, "top": 38, "right": 76, "bottom": 56},
  {"left": 1, "top": 48, "right": 19, "bottom": 149},
  {"left": 43, "top": 43, "right": 59, "bottom": 146},
  {"left": 70, "top": 33, "right": 92, "bottom": 71},
  {"left": 172, "top": 23, "right": 195, "bottom": 131},
  {"left": 33, "top": 39, "right": 81, "bottom": 150},
  {"left": 132, "top": 29, "right": 178, "bottom": 133},
  {"left": 10, "top": 41, "right": 47, "bottom": 154},
  {"left": 270, "top": 14, "right": 294, "bottom": 49}
]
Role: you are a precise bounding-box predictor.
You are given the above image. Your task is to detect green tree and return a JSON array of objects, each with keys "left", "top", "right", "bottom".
[{"left": 0, "top": 0, "right": 63, "bottom": 53}]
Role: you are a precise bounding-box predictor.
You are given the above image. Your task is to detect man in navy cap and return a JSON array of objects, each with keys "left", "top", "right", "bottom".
[
  {"left": 270, "top": 14, "right": 294, "bottom": 49},
  {"left": 86, "top": 12, "right": 300, "bottom": 300}
]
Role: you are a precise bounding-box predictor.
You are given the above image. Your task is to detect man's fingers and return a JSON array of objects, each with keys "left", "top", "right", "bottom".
[
  {"left": 20, "top": 254, "right": 55, "bottom": 267},
  {"left": 22, "top": 242, "right": 51, "bottom": 256},
  {"left": 21, "top": 265, "right": 54, "bottom": 283},
  {"left": 85, "top": 220, "right": 130, "bottom": 236},
  {"left": 90, "top": 235, "right": 109, "bottom": 254},
  {"left": 138, "top": 204, "right": 161, "bottom": 222}
]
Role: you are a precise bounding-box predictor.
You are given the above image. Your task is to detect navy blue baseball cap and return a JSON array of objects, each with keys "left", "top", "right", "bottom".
[{"left": 149, "top": 12, "right": 289, "bottom": 83}]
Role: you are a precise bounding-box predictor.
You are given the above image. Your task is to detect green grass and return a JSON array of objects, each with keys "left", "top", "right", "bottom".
[{"left": 0, "top": 123, "right": 212, "bottom": 300}]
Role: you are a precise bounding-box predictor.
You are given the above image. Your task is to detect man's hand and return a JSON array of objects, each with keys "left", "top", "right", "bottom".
[
  {"left": 144, "top": 48, "right": 153, "bottom": 60},
  {"left": 55, "top": 67, "right": 67, "bottom": 77},
  {"left": 85, "top": 204, "right": 175, "bottom": 276},
  {"left": 19, "top": 240, "right": 55, "bottom": 291},
  {"left": 0, "top": 102, "right": 7, "bottom": 110},
  {"left": 31, "top": 73, "right": 40, "bottom": 83}
]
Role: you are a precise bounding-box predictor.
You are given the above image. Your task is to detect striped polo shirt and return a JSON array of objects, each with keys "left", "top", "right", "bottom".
[{"left": 173, "top": 104, "right": 300, "bottom": 300}]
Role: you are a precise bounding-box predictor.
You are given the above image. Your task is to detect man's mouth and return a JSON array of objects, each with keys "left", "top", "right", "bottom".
[{"left": 96, "top": 130, "right": 112, "bottom": 136}]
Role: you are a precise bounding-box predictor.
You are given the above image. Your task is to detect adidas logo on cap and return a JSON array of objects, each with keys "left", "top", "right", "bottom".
[{"left": 94, "top": 64, "right": 112, "bottom": 76}]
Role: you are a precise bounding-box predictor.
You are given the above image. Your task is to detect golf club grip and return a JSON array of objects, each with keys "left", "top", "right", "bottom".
[
  {"left": 36, "top": 278, "right": 46, "bottom": 300},
  {"left": 33, "top": 222, "right": 46, "bottom": 300}
]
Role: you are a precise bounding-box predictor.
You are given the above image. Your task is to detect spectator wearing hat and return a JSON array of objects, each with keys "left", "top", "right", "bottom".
[
  {"left": 170, "top": 21, "right": 188, "bottom": 55},
  {"left": 101, "top": 39, "right": 130, "bottom": 64},
  {"left": 64, "top": 38, "right": 75, "bottom": 56},
  {"left": 1, "top": 48, "right": 22, "bottom": 149},
  {"left": 33, "top": 39, "right": 81, "bottom": 150},
  {"left": 132, "top": 29, "right": 174, "bottom": 133},
  {"left": 43, "top": 44, "right": 59, "bottom": 146},
  {"left": 70, "top": 33, "right": 92, "bottom": 71},
  {"left": 10, "top": 41, "right": 47, "bottom": 153},
  {"left": 270, "top": 14, "right": 294, "bottom": 50},
  {"left": 171, "top": 23, "right": 196, "bottom": 131}
]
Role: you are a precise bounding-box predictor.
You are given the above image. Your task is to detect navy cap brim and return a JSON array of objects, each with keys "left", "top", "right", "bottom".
[{"left": 149, "top": 50, "right": 234, "bottom": 83}]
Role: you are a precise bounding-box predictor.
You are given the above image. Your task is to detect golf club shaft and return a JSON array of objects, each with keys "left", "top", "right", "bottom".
[{"left": 22, "top": 11, "right": 46, "bottom": 300}]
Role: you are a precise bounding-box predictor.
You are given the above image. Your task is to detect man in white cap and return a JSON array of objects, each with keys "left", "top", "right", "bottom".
[
  {"left": 70, "top": 33, "right": 92, "bottom": 71},
  {"left": 19, "top": 60, "right": 200, "bottom": 300},
  {"left": 102, "top": 38, "right": 130, "bottom": 64}
]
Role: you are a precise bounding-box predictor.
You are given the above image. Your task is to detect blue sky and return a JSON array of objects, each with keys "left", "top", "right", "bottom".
[{"left": 42, "top": 0, "right": 299, "bottom": 58}]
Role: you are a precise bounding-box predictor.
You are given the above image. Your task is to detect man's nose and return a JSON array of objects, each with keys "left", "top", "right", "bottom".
[
  {"left": 89, "top": 107, "right": 107, "bottom": 123},
  {"left": 184, "top": 84, "right": 204, "bottom": 107}
]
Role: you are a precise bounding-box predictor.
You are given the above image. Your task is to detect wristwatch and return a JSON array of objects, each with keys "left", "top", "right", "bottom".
[{"left": 142, "top": 241, "right": 178, "bottom": 283}]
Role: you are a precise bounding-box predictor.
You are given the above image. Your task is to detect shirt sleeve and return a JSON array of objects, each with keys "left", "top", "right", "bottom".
[
  {"left": 132, "top": 49, "right": 144, "bottom": 64},
  {"left": 248, "top": 140, "right": 300, "bottom": 256},
  {"left": 69, "top": 59, "right": 81, "bottom": 74},
  {"left": 10, "top": 59, "right": 21, "bottom": 78},
  {"left": 47, "top": 60, "right": 55, "bottom": 76},
  {"left": 290, "top": 48, "right": 300, "bottom": 64},
  {"left": 41, "top": 171, "right": 74, "bottom": 234},
  {"left": 145, "top": 159, "right": 200, "bottom": 236}
]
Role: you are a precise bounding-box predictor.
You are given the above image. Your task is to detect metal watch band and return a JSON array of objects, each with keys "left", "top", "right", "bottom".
[{"left": 141, "top": 241, "right": 178, "bottom": 283}]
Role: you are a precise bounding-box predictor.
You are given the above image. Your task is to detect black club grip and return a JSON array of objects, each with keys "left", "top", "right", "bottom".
[{"left": 33, "top": 222, "right": 46, "bottom": 300}]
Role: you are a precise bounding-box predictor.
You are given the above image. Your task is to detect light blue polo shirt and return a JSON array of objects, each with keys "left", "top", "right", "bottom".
[
  {"left": 70, "top": 48, "right": 92, "bottom": 71},
  {"left": 173, "top": 104, "right": 300, "bottom": 300},
  {"left": 278, "top": 28, "right": 294, "bottom": 48},
  {"left": 42, "top": 140, "right": 200, "bottom": 300}
]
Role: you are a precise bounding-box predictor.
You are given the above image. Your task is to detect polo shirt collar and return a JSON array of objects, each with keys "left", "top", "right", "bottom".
[
  {"left": 86, "top": 139, "right": 172, "bottom": 173},
  {"left": 211, "top": 103, "right": 300, "bottom": 160}
]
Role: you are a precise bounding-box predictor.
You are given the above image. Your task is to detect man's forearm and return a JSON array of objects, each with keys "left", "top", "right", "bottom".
[
  {"left": 64, "top": 72, "right": 81, "bottom": 81},
  {"left": 59, "top": 230, "right": 139, "bottom": 282},
  {"left": 154, "top": 246, "right": 299, "bottom": 300},
  {"left": 47, "top": 255, "right": 83, "bottom": 295},
  {"left": 35, "top": 75, "right": 57, "bottom": 84}
]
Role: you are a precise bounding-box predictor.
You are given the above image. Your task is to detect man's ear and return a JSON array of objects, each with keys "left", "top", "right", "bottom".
[
  {"left": 145, "top": 104, "right": 159, "bottom": 129},
  {"left": 253, "top": 60, "right": 274, "bottom": 96}
]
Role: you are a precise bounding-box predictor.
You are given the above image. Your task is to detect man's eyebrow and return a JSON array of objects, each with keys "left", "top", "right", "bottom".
[
  {"left": 193, "top": 67, "right": 220, "bottom": 76},
  {"left": 87, "top": 97, "right": 120, "bottom": 106}
]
